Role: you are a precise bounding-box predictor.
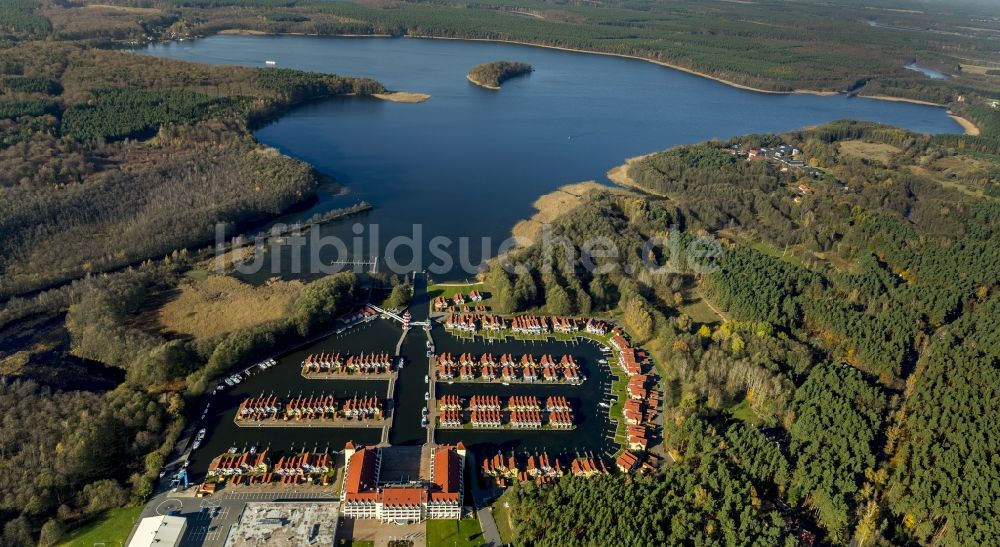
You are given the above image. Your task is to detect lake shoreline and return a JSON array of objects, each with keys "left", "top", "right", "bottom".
[
  {"left": 948, "top": 114, "right": 981, "bottom": 136},
  {"left": 198, "top": 31, "right": 957, "bottom": 108},
  {"left": 510, "top": 181, "right": 613, "bottom": 246},
  {"left": 466, "top": 74, "right": 500, "bottom": 90},
  {"left": 413, "top": 34, "right": 836, "bottom": 97},
  {"left": 414, "top": 36, "right": 976, "bottom": 137},
  {"left": 184, "top": 31, "right": 973, "bottom": 134},
  {"left": 854, "top": 95, "right": 978, "bottom": 135},
  {"left": 606, "top": 154, "right": 658, "bottom": 194}
]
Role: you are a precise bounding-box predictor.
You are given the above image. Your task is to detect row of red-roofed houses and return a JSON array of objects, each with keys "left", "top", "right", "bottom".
[
  {"left": 441, "top": 313, "right": 609, "bottom": 338},
  {"left": 441, "top": 395, "right": 570, "bottom": 412},
  {"left": 437, "top": 407, "right": 574, "bottom": 429},
  {"left": 207, "top": 450, "right": 270, "bottom": 477},
  {"left": 275, "top": 451, "right": 332, "bottom": 477},
  {"left": 623, "top": 399, "right": 651, "bottom": 426},
  {"left": 585, "top": 319, "right": 609, "bottom": 335},
  {"left": 482, "top": 452, "right": 608, "bottom": 486},
  {"left": 509, "top": 315, "right": 548, "bottom": 335},
  {"left": 627, "top": 425, "right": 652, "bottom": 452},
  {"left": 509, "top": 411, "right": 543, "bottom": 428},
  {"left": 235, "top": 394, "right": 383, "bottom": 423},
  {"left": 608, "top": 329, "right": 663, "bottom": 475},
  {"left": 236, "top": 395, "right": 282, "bottom": 420},
  {"left": 437, "top": 394, "right": 462, "bottom": 411},
  {"left": 616, "top": 450, "right": 642, "bottom": 473},
  {"left": 444, "top": 314, "right": 479, "bottom": 333},
  {"left": 435, "top": 353, "right": 582, "bottom": 384},
  {"left": 205, "top": 449, "right": 334, "bottom": 486},
  {"left": 439, "top": 305, "right": 493, "bottom": 318},
  {"left": 468, "top": 395, "right": 503, "bottom": 410},
  {"left": 301, "top": 352, "right": 394, "bottom": 375},
  {"left": 627, "top": 374, "right": 661, "bottom": 406}
]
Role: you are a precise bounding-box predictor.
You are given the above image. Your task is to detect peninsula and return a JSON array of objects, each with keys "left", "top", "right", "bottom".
[{"left": 467, "top": 61, "right": 533, "bottom": 90}]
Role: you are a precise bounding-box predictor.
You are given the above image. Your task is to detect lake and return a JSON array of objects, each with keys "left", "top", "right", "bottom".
[{"left": 140, "top": 36, "right": 963, "bottom": 280}]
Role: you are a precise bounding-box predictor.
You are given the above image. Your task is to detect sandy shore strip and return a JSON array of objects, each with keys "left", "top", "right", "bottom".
[
  {"left": 510, "top": 181, "right": 608, "bottom": 246},
  {"left": 856, "top": 95, "right": 981, "bottom": 134},
  {"left": 373, "top": 91, "right": 431, "bottom": 103},
  {"left": 217, "top": 29, "right": 269, "bottom": 35},
  {"left": 217, "top": 29, "right": 392, "bottom": 38},
  {"left": 467, "top": 74, "right": 500, "bottom": 90},
  {"left": 948, "top": 114, "right": 981, "bottom": 136},
  {"left": 606, "top": 153, "right": 662, "bottom": 194},
  {"left": 857, "top": 94, "right": 945, "bottom": 107}
]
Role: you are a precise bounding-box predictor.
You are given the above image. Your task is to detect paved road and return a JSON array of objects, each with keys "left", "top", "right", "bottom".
[
  {"left": 465, "top": 453, "right": 505, "bottom": 546},
  {"left": 477, "top": 506, "right": 503, "bottom": 547}
]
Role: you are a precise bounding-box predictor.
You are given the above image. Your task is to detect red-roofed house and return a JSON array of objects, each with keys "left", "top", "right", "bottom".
[{"left": 616, "top": 450, "right": 641, "bottom": 473}]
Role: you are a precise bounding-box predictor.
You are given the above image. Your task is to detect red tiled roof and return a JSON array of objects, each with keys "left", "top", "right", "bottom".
[
  {"left": 381, "top": 487, "right": 427, "bottom": 506},
  {"left": 344, "top": 447, "right": 378, "bottom": 497},
  {"left": 617, "top": 451, "right": 640, "bottom": 471},
  {"left": 429, "top": 491, "right": 460, "bottom": 502},
  {"left": 433, "top": 445, "right": 461, "bottom": 494}
]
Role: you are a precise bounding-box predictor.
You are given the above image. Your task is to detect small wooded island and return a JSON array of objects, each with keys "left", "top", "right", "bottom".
[{"left": 467, "top": 61, "right": 533, "bottom": 90}]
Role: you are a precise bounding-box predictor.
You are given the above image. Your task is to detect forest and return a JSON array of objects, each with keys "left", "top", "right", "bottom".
[
  {"left": 39, "top": 0, "right": 998, "bottom": 104},
  {"left": 467, "top": 61, "right": 532, "bottom": 89},
  {"left": 0, "top": 262, "right": 363, "bottom": 545},
  {"left": 486, "top": 120, "right": 999, "bottom": 544},
  {"left": 0, "top": 1, "right": 998, "bottom": 545},
  {"left": 0, "top": 16, "right": 389, "bottom": 544},
  {"left": 0, "top": 41, "right": 384, "bottom": 298}
]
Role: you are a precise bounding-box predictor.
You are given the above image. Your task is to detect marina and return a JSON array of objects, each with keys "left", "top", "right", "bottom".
[{"left": 177, "top": 275, "right": 650, "bottom": 490}]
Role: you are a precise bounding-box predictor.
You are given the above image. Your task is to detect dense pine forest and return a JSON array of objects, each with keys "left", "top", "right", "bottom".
[
  {"left": 1, "top": 0, "right": 999, "bottom": 545},
  {"left": 487, "top": 120, "right": 999, "bottom": 545}
]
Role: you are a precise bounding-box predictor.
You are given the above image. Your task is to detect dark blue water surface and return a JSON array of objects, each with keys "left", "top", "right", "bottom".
[{"left": 141, "top": 36, "right": 962, "bottom": 278}]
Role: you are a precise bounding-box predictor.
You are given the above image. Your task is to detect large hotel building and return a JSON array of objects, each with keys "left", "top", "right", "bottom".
[{"left": 341, "top": 442, "right": 465, "bottom": 523}]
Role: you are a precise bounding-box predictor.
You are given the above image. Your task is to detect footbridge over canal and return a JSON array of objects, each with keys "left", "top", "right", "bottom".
[{"left": 369, "top": 271, "right": 431, "bottom": 331}]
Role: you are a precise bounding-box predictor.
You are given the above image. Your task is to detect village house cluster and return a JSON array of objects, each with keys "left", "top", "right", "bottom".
[
  {"left": 301, "top": 352, "right": 396, "bottom": 376},
  {"left": 341, "top": 443, "right": 464, "bottom": 523},
  {"left": 481, "top": 451, "right": 608, "bottom": 487},
  {"left": 728, "top": 142, "right": 824, "bottom": 177},
  {"left": 344, "top": 305, "right": 379, "bottom": 325},
  {"left": 437, "top": 395, "right": 575, "bottom": 429},
  {"left": 435, "top": 352, "right": 583, "bottom": 384},
  {"left": 433, "top": 289, "right": 485, "bottom": 312},
  {"left": 235, "top": 394, "right": 384, "bottom": 423},
  {"left": 204, "top": 448, "right": 335, "bottom": 488}
]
